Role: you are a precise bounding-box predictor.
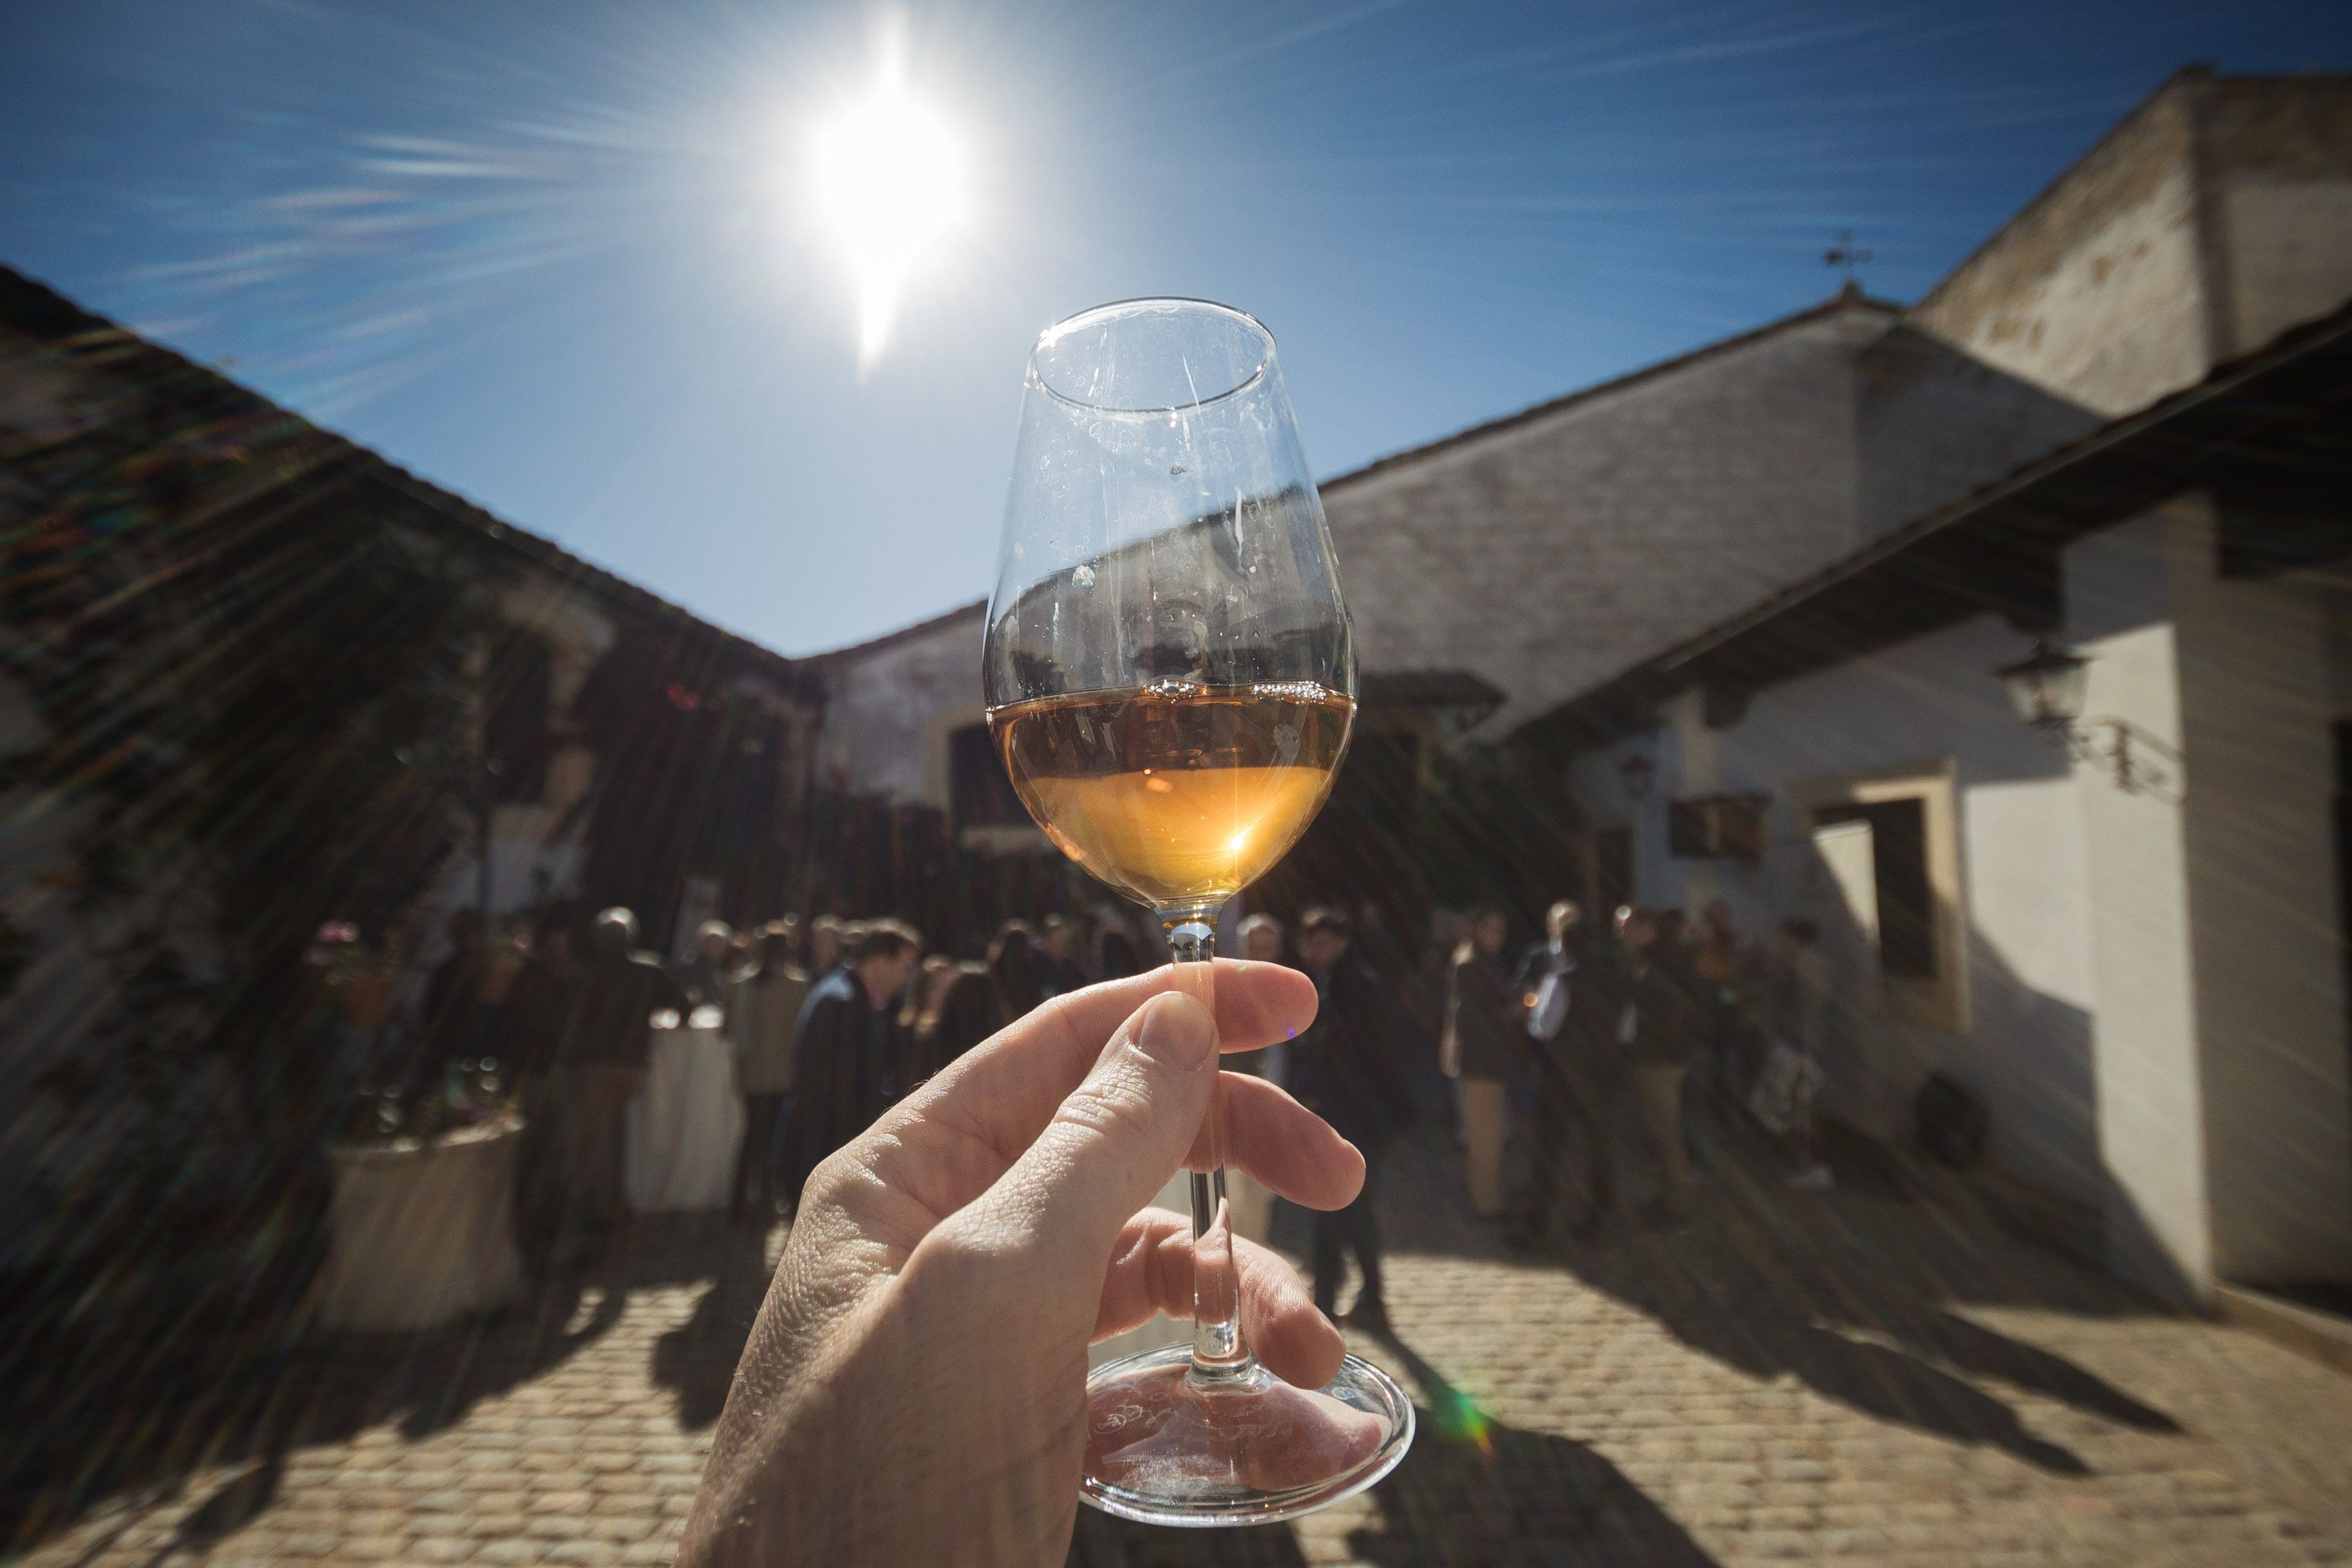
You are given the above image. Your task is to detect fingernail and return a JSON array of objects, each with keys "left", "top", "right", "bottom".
[{"left": 1135, "top": 992, "right": 1215, "bottom": 1071}]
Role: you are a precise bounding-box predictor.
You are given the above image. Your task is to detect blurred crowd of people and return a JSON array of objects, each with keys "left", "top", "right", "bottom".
[
  {"left": 1449, "top": 896, "right": 1838, "bottom": 1255},
  {"left": 374, "top": 900, "right": 1163, "bottom": 1259},
  {"left": 344, "top": 886, "right": 1837, "bottom": 1295}
]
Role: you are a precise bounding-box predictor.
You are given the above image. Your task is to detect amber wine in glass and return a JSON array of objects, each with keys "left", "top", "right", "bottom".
[
  {"left": 983, "top": 299, "right": 1411, "bottom": 1527},
  {"left": 990, "top": 683, "right": 1353, "bottom": 908}
]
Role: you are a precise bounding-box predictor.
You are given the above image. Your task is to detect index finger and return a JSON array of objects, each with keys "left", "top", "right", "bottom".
[
  {"left": 892, "top": 959, "right": 1317, "bottom": 1162},
  {"left": 1046, "top": 959, "right": 1319, "bottom": 1061}
]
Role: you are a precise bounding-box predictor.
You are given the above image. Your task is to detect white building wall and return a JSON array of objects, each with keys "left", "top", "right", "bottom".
[
  {"left": 2064, "top": 513, "right": 2212, "bottom": 1304},
  {"left": 812, "top": 607, "right": 985, "bottom": 808},
  {"left": 1911, "top": 79, "right": 2212, "bottom": 418},
  {"left": 1643, "top": 617, "right": 2105, "bottom": 1208},
  {"left": 2165, "top": 500, "right": 2352, "bottom": 1287},
  {"left": 1574, "top": 498, "right": 2352, "bottom": 1306},
  {"left": 2205, "top": 78, "right": 2352, "bottom": 359}
]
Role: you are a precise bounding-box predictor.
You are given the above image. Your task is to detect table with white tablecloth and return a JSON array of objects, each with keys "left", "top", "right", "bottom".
[{"left": 625, "top": 1010, "right": 745, "bottom": 1213}]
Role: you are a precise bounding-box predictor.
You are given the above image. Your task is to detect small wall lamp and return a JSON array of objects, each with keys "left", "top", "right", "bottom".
[
  {"left": 1993, "top": 639, "right": 2177, "bottom": 798},
  {"left": 1993, "top": 640, "right": 2090, "bottom": 729}
]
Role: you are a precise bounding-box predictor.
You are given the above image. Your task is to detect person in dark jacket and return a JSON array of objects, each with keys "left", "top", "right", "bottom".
[
  {"left": 503, "top": 907, "right": 584, "bottom": 1249},
  {"left": 1288, "top": 907, "right": 1419, "bottom": 1329},
  {"left": 988, "top": 921, "right": 1045, "bottom": 1020},
  {"left": 1095, "top": 908, "right": 1144, "bottom": 980},
  {"left": 909, "top": 961, "right": 1005, "bottom": 1083},
  {"left": 1617, "top": 909, "right": 1706, "bottom": 1227},
  {"left": 569, "top": 907, "right": 685, "bottom": 1237},
  {"left": 787, "top": 919, "right": 921, "bottom": 1195},
  {"left": 1037, "top": 915, "right": 1086, "bottom": 999},
  {"left": 1442, "top": 906, "right": 1522, "bottom": 1219},
  {"left": 414, "top": 908, "right": 489, "bottom": 1085}
]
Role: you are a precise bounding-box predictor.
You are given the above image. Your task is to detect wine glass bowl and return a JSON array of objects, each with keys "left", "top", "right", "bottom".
[
  {"left": 984, "top": 298, "right": 1412, "bottom": 1526},
  {"left": 984, "top": 300, "right": 1358, "bottom": 925}
]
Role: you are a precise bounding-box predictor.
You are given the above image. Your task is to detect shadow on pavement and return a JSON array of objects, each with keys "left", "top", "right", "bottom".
[
  {"left": 1353, "top": 1331, "right": 1720, "bottom": 1567},
  {"left": 1066, "top": 1331, "right": 1721, "bottom": 1568},
  {"left": 2, "top": 1212, "right": 776, "bottom": 1558},
  {"left": 650, "top": 1219, "right": 775, "bottom": 1429},
  {"left": 1339, "top": 1117, "right": 2182, "bottom": 1478},
  {"left": 1069, "top": 1510, "right": 1309, "bottom": 1567}
]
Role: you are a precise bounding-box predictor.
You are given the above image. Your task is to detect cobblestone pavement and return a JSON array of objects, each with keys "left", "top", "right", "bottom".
[{"left": 18, "top": 1130, "right": 2352, "bottom": 1568}]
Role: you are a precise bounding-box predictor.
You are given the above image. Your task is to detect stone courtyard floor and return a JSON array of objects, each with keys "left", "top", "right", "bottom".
[{"left": 14, "top": 1128, "right": 2352, "bottom": 1568}]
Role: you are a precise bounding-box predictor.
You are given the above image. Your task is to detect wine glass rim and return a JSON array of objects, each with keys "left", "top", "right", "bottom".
[{"left": 1030, "top": 297, "right": 1275, "bottom": 415}]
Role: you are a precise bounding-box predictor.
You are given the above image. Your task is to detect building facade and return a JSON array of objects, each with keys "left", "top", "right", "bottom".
[{"left": 0, "top": 266, "right": 821, "bottom": 1260}]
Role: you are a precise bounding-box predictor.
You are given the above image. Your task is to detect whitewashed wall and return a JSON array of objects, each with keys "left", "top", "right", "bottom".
[
  {"left": 1573, "top": 496, "right": 2352, "bottom": 1305},
  {"left": 812, "top": 606, "right": 985, "bottom": 808}
]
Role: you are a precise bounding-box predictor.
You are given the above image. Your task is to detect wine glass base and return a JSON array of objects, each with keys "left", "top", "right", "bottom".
[{"left": 1079, "top": 1344, "right": 1414, "bottom": 1527}]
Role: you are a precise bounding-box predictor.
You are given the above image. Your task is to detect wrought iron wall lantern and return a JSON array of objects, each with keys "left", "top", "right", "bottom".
[{"left": 1993, "top": 640, "right": 2180, "bottom": 798}]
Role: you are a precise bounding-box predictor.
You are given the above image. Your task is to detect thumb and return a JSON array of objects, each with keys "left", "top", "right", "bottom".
[{"left": 967, "top": 990, "right": 1219, "bottom": 1275}]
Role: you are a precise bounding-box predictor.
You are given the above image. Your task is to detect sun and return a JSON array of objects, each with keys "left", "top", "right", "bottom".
[{"left": 810, "top": 64, "right": 966, "bottom": 366}]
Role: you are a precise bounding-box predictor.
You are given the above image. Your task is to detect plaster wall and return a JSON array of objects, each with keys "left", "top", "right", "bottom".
[
  {"left": 2063, "top": 513, "right": 2211, "bottom": 1304},
  {"left": 1601, "top": 617, "right": 2106, "bottom": 1208},
  {"left": 2166, "top": 500, "right": 2352, "bottom": 1286},
  {"left": 2204, "top": 77, "right": 2352, "bottom": 357},
  {"left": 814, "top": 606, "right": 985, "bottom": 807},
  {"left": 1854, "top": 324, "right": 2101, "bottom": 533},
  {"left": 1910, "top": 84, "right": 2211, "bottom": 418}
]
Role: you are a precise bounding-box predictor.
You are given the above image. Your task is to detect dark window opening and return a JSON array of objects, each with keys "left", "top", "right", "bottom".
[
  {"left": 1816, "top": 797, "right": 1935, "bottom": 981},
  {"left": 950, "top": 723, "right": 1025, "bottom": 830}
]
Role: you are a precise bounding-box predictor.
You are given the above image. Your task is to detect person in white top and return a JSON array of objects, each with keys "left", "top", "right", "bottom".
[{"left": 1509, "top": 901, "right": 1615, "bottom": 1246}]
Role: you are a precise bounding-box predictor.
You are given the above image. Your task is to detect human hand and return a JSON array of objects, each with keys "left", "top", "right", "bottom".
[{"left": 677, "top": 961, "right": 1366, "bottom": 1567}]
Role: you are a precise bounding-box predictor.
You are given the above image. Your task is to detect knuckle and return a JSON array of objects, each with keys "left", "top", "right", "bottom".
[{"left": 1054, "top": 1070, "right": 1156, "bottom": 1146}]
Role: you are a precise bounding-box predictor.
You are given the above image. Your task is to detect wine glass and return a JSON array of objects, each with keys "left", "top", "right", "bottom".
[{"left": 983, "top": 298, "right": 1413, "bottom": 1525}]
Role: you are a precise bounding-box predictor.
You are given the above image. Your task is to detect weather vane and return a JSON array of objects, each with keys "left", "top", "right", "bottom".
[{"left": 1824, "top": 229, "right": 1872, "bottom": 285}]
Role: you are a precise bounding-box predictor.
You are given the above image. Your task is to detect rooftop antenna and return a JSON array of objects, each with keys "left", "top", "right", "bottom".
[{"left": 1825, "top": 229, "right": 1872, "bottom": 297}]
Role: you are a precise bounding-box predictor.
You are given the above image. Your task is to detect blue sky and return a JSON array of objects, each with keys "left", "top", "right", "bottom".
[{"left": 4, "top": 0, "right": 2346, "bottom": 654}]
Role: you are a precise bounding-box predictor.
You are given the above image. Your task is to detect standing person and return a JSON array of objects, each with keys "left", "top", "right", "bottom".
[
  {"left": 907, "top": 954, "right": 956, "bottom": 1032},
  {"left": 1353, "top": 900, "right": 1407, "bottom": 982},
  {"left": 1617, "top": 909, "right": 1704, "bottom": 1229},
  {"left": 1235, "top": 912, "right": 1288, "bottom": 1084},
  {"left": 1409, "top": 908, "right": 1464, "bottom": 1047},
  {"left": 730, "top": 921, "right": 810, "bottom": 1224},
  {"left": 909, "top": 963, "right": 1006, "bottom": 1082},
  {"left": 1761, "top": 917, "right": 1834, "bottom": 1189},
  {"left": 1442, "top": 906, "right": 1522, "bottom": 1220},
  {"left": 1652, "top": 907, "right": 1717, "bottom": 1175},
  {"left": 569, "top": 908, "right": 684, "bottom": 1241},
  {"left": 1509, "top": 900, "right": 1615, "bottom": 1246},
  {"left": 988, "top": 921, "right": 1044, "bottom": 1020},
  {"left": 1692, "top": 898, "right": 1759, "bottom": 1120},
  {"left": 1095, "top": 907, "right": 1142, "bottom": 981},
  {"left": 503, "top": 908, "right": 584, "bottom": 1086},
  {"left": 1288, "top": 907, "right": 1417, "bottom": 1329},
  {"left": 502, "top": 908, "right": 584, "bottom": 1251},
  {"left": 1037, "top": 915, "right": 1086, "bottom": 998},
  {"left": 787, "top": 919, "right": 921, "bottom": 1195},
  {"left": 805, "top": 914, "right": 845, "bottom": 979},
  {"left": 674, "top": 919, "right": 744, "bottom": 1014},
  {"left": 414, "top": 908, "right": 488, "bottom": 1085}
]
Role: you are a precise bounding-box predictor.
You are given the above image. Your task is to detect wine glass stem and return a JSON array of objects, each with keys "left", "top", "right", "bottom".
[{"left": 1163, "top": 914, "right": 1252, "bottom": 1382}]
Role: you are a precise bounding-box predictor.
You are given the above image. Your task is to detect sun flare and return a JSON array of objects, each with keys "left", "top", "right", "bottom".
[{"left": 810, "top": 64, "right": 966, "bottom": 365}]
